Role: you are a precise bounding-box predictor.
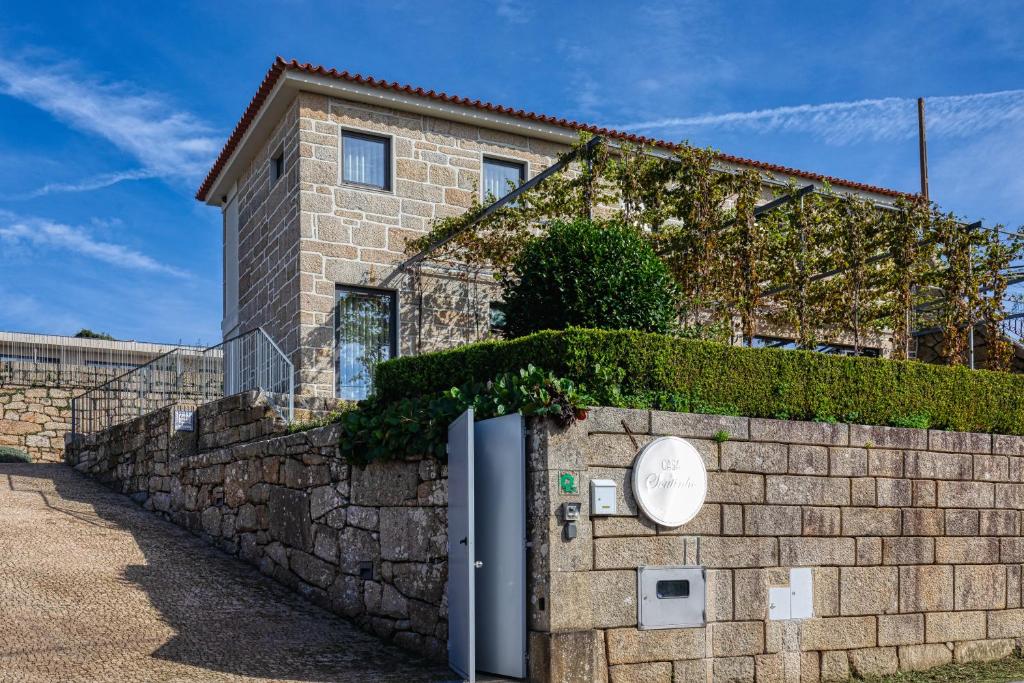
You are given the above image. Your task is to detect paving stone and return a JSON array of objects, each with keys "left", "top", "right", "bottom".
[{"left": 0, "top": 463, "right": 451, "bottom": 682}]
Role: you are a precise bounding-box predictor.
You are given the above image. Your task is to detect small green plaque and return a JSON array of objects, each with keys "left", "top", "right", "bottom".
[{"left": 559, "top": 472, "right": 578, "bottom": 494}]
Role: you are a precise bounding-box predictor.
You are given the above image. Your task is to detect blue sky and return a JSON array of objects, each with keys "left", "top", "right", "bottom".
[{"left": 2, "top": 1, "right": 1023, "bottom": 345}]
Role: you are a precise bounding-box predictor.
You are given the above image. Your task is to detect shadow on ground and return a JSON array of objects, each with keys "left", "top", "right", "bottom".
[{"left": 0, "top": 463, "right": 457, "bottom": 682}]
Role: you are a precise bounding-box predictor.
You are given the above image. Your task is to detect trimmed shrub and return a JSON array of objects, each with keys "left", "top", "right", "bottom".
[
  {"left": 375, "top": 328, "right": 1024, "bottom": 434},
  {"left": 501, "top": 219, "right": 678, "bottom": 337},
  {"left": 0, "top": 446, "right": 31, "bottom": 463}
]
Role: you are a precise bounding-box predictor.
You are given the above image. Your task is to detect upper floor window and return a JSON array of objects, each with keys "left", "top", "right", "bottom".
[
  {"left": 342, "top": 131, "right": 391, "bottom": 190},
  {"left": 483, "top": 157, "right": 525, "bottom": 201},
  {"left": 270, "top": 149, "right": 284, "bottom": 184}
]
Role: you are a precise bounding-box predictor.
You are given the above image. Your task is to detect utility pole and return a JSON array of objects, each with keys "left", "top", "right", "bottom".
[{"left": 917, "top": 97, "right": 929, "bottom": 201}]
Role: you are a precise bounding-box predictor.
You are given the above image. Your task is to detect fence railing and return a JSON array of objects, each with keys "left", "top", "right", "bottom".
[
  {"left": 0, "top": 332, "right": 186, "bottom": 389},
  {"left": 71, "top": 327, "right": 294, "bottom": 436}
]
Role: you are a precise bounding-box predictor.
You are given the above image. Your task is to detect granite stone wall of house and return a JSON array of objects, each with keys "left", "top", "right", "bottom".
[
  {"left": 231, "top": 90, "right": 567, "bottom": 397},
  {"left": 530, "top": 408, "right": 1024, "bottom": 683}
]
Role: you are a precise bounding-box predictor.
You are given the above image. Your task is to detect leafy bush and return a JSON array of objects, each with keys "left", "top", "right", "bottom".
[
  {"left": 317, "top": 366, "right": 591, "bottom": 464},
  {"left": 0, "top": 446, "right": 31, "bottom": 463},
  {"left": 501, "top": 219, "right": 679, "bottom": 337},
  {"left": 375, "top": 328, "right": 1024, "bottom": 435}
]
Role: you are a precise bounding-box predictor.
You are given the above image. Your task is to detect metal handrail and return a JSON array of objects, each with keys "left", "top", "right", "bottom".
[{"left": 71, "top": 327, "right": 294, "bottom": 436}]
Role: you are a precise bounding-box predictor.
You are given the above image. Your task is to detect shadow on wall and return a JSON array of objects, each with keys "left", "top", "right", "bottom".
[{"left": 2, "top": 463, "right": 451, "bottom": 682}]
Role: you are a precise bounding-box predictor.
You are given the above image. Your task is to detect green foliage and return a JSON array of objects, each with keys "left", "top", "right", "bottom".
[
  {"left": 712, "top": 430, "right": 730, "bottom": 444},
  {"left": 890, "top": 412, "right": 932, "bottom": 429},
  {"left": 321, "top": 365, "right": 591, "bottom": 464},
  {"left": 502, "top": 219, "right": 679, "bottom": 337},
  {"left": 375, "top": 329, "right": 1024, "bottom": 435},
  {"left": 407, "top": 133, "right": 1024, "bottom": 363},
  {"left": 0, "top": 446, "right": 31, "bottom": 463},
  {"left": 74, "top": 329, "right": 115, "bottom": 340}
]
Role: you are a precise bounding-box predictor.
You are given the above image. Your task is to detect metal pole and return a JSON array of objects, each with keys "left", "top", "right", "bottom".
[{"left": 918, "top": 97, "right": 929, "bottom": 202}]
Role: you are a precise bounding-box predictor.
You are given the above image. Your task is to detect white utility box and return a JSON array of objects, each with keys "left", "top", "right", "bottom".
[{"left": 590, "top": 479, "right": 617, "bottom": 515}]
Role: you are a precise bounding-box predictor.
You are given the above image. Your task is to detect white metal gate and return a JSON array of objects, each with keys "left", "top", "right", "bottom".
[{"left": 447, "top": 411, "right": 527, "bottom": 681}]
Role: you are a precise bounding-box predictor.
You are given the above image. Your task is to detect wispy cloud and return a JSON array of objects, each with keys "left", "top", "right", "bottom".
[
  {"left": 0, "top": 212, "right": 189, "bottom": 278},
  {"left": 11, "top": 169, "right": 160, "bottom": 199},
  {"left": 614, "top": 89, "right": 1024, "bottom": 145},
  {"left": 495, "top": 0, "right": 531, "bottom": 24},
  {"left": 0, "top": 55, "right": 218, "bottom": 194}
]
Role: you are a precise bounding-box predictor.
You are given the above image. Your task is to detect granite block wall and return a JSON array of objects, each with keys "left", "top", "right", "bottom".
[
  {"left": 529, "top": 409, "right": 1024, "bottom": 682},
  {"left": 68, "top": 399, "right": 1024, "bottom": 681}
]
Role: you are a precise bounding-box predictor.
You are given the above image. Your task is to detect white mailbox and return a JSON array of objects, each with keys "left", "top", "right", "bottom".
[{"left": 590, "top": 479, "right": 617, "bottom": 515}]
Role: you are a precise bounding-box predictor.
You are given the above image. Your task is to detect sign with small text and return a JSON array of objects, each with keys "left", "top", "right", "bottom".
[
  {"left": 173, "top": 409, "right": 195, "bottom": 432},
  {"left": 631, "top": 436, "right": 708, "bottom": 527}
]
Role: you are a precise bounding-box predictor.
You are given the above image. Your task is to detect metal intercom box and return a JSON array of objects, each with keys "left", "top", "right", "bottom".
[
  {"left": 590, "top": 479, "right": 617, "bottom": 515},
  {"left": 637, "top": 566, "right": 706, "bottom": 629}
]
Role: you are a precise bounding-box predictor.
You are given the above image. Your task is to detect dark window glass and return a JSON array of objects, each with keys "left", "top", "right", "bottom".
[
  {"left": 656, "top": 580, "right": 690, "bottom": 599},
  {"left": 335, "top": 287, "right": 397, "bottom": 400},
  {"left": 489, "top": 302, "right": 507, "bottom": 336},
  {"left": 483, "top": 157, "right": 525, "bottom": 201},
  {"left": 271, "top": 151, "right": 284, "bottom": 183},
  {"left": 343, "top": 132, "right": 391, "bottom": 190}
]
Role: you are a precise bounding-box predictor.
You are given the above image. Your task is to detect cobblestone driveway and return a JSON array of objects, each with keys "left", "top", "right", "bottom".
[{"left": 0, "top": 463, "right": 455, "bottom": 683}]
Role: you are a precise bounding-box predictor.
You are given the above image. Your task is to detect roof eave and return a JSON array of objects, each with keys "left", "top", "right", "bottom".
[{"left": 199, "top": 60, "right": 914, "bottom": 205}]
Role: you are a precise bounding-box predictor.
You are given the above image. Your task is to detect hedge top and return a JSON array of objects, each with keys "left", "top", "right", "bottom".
[{"left": 374, "top": 328, "right": 1024, "bottom": 435}]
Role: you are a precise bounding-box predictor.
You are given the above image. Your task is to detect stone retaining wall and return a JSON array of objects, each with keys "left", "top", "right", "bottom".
[
  {"left": 67, "top": 390, "right": 448, "bottom": 661},
  {"left": 530, "top": 408, "right": 1024, "bottom": 682},
  {"left": 0, "top": 387, "right": 75, "bottom": 462},
  {"left": 68, "top": 400, "right": 1024, "bottom": 682}
]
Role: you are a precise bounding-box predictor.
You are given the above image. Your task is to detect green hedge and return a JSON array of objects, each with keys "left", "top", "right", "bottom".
[{"left": 375, "top": 328, "right": 1024, "bottom": 434}]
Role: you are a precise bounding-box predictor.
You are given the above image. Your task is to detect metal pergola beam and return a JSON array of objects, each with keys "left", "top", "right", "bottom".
[{"left": 382, "top": 136, "right": 603, "bottom": 285}]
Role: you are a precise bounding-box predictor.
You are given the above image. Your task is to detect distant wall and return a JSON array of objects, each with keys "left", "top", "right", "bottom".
[{"left": 0, "top": 387, "right": 75, "bottom": 462}]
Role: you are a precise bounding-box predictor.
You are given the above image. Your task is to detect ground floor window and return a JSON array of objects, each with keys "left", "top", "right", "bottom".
[
  {"left": 752, "top": 336, "right": 880, "bottom": 357},
  {"left": 335, "top": 286, "right": 397, "bottom": 400}
]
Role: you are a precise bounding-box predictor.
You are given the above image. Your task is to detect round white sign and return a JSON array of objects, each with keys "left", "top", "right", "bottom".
[{"left": 631, "top": 436, "right": 708, "bottom": 527}]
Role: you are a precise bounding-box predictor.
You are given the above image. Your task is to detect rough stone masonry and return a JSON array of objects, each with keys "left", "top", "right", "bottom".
[{"left": 68, "top": 398, "right": 1024, "bottom": 682}]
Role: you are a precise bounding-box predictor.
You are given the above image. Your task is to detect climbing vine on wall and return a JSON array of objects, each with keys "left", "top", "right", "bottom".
[{"left": 407, "top": 134, "right": 1024, "bottom": 368}]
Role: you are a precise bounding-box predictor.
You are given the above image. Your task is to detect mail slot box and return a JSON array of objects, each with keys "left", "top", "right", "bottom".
[{"left": 637, "top": 565, "right": 706, "bottom": 629}]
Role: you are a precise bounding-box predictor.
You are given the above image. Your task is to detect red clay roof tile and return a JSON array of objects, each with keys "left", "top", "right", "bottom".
[{"left": 196, "top": 57, "right": 914, "bottom": 202}]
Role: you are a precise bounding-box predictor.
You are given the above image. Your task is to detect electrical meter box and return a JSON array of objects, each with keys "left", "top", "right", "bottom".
[
  {"left": 590, "top": 479, "right": 617, "bottom": 515},
  {"left": 637, "top": 566, "right": 706, "bottom": 629}
]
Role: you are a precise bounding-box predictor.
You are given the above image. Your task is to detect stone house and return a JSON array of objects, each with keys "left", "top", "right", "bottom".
[{"left": 196, "top": 57, "right": 910, "bottom": 400}]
